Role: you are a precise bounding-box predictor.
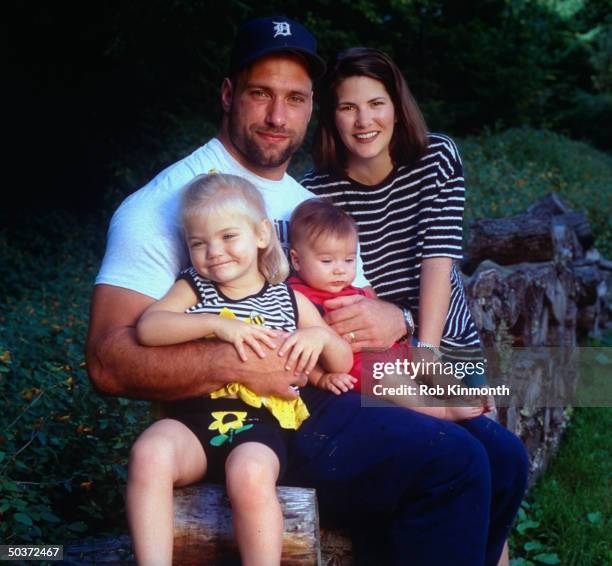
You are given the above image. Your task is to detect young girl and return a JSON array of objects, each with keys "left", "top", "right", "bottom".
[
  {"left": 288, "top": 197, "right": 484, "bottom": 422},
  {"left": 128, "top": 173, "right": 352, "bottom": 566}
]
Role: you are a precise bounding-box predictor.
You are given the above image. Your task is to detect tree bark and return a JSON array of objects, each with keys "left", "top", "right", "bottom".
[
  {"left": 64, "top": 485, "right": 325, "bottom": 566},
  {"left": 173, "top": 484, "right": 322, "bottom": 566},
  {"left": 527, "top": 192, "right": 594, "bottom": 249}
]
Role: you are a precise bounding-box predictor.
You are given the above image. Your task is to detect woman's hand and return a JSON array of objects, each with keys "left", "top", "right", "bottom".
[
  {"left": 214, "top": 318, "right": 279, "bottom": 362},
  {"left": 317, "top": 372, "right": 358, "bottom": 395},
  {"left": 278, "top": 327, "right": 332, "bottom": 375}
]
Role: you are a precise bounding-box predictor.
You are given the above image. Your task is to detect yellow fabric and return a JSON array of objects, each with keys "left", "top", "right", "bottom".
[
  {"left": 208, "top": 307, "right": 310, "bottom": 430},
  {"left": 210, "top": 383, "right": 309, "bottom": 430}
]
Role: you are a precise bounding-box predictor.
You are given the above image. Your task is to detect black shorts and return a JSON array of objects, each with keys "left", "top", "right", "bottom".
[{"left": 164, "top": 397, "right": 290, "bottom": 482}]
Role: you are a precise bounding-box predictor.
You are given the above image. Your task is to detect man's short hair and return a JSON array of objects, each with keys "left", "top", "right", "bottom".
[{"left": 289, "top": 198, "right": 358, "bottom": 249}]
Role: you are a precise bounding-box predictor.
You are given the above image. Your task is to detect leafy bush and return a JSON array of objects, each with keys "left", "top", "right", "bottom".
[
  {"left": 459, "top": 127, "right": 612, "bottom": 256},
  {"left": 556, "top": 91, "right": 612, "bottom": 151},
  {"left": 0, "top": 211, "right": 150, "bottom": 543}
]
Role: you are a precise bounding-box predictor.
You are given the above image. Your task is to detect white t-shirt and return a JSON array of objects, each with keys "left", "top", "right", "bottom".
[{"left": 96, "top": 138, "right": 368, "bottom": 299}]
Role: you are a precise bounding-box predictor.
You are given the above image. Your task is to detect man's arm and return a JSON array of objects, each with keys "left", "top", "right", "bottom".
[{"left": 85, "top": 284, "right": 303, "bottom": 401}]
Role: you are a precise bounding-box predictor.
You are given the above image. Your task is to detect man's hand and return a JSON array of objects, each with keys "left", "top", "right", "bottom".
[
  {"left": 230, "top": 347, "right": 307, "bottom": 399},
  {"left": 323, "top": 295, "right": 406, "bottom": 352}
]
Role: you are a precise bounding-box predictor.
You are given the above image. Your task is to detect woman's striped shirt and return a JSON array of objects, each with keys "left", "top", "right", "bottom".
[{"left": 301, "top": 133, "right": 480, "bottom": 349}]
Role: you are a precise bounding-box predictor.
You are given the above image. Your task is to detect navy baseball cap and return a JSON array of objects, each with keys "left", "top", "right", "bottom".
[{"left": 230, "top": 16, "right": 326, "bottom": 80}]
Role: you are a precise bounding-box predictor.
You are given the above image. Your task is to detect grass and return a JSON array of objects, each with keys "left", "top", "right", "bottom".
[{"left": 509, "top": 408, "right": 611, "bottom": 566}]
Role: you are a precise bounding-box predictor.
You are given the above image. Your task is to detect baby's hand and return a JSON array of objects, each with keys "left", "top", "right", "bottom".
[
  {"left": 214, "top": 318, "right": 279, "bottom": 362},
  {"left": 318, "top": 373, "right": 358, "bottom": 395},
  {"left": 278, "top": 327, "right": 330, "bottom": 375},
  {"left": 445, "top": 405, "right": 485, "bottom": 422}
]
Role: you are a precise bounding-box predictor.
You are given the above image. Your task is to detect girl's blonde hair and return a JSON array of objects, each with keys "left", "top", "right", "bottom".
[{"left": 181, "top": 173, "right": 289, "bottom": 285}]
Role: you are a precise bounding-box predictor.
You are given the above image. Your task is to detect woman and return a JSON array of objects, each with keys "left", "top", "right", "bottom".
[
  {"left": 301, "top": 47, "right": 526, "bottom": 566},
  {"left": 303, "top": 47, "right": 482, "bottom": 365}
]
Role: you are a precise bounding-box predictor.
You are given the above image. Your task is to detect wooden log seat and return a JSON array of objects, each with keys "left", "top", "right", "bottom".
[{"left": 63, "top": 484, "right": 354, "bottom": 565}]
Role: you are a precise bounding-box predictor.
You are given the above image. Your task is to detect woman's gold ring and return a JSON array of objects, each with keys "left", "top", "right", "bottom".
[{"left": 347, "top": 332, "right": 356, "bottom": 343}]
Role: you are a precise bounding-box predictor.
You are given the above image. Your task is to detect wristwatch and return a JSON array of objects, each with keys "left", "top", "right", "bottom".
[{"left": 401, "top": 307, "right": 415, "bottom": 338}]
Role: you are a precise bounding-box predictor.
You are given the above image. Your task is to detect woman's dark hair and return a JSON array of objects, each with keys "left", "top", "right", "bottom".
[{"left": 313, "top": 47, "right": 428, "bottom": 174}]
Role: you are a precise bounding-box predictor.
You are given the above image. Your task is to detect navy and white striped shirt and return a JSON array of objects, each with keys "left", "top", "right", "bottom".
[
  {"left": 179, "top": 266, "right": 299, "bottom": 332},
  {"left": 301, "top": 133, "right": 480, "bottom": 349}
]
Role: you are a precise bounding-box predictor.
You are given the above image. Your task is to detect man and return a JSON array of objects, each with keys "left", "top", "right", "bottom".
[
  {"left": 86, "top": 16, "right": 527, "bottom": 565},
  {"left": 87, "top": 16, "right": 403, "bottom": 402}
]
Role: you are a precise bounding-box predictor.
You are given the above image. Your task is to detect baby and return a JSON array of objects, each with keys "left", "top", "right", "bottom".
[{"left": 288, "top": 198, "right": 486, "bottom": 421}]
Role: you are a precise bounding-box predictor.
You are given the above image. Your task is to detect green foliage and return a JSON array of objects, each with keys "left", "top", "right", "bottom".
[
  {"left": 509, "top": 408, "right": 611, "bottom": 565},
  {"left": 588, "top": 21, "right": 612, "bottom": 93},
  {"left": 7, "top": 0, "right": 611, "bottom": 217},
  {"left": 458, "top": 127, "right": 612, "bottom": 255},
  {"left": 510, "top": 500, "right": 562, "bottom": 565},
  {"left": 556, "top": 90, "right": 612, "bottom": 151},
  {"left": 99, "top": 0, "right": 611, "bottom": 206},
  {"left": 0, "top": 211, "right": 150, "bottom": 544}
]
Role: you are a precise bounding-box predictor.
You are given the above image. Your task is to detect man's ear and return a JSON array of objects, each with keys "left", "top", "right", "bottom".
[
  {"left": 256, "top": 219, "right": 272, "bottom": 249},
  {"left": 289, "top": 248, "right": 300, "bottom": 271},
  {"left": 221, "top": 78, "right": 233, "bottom": 113}
]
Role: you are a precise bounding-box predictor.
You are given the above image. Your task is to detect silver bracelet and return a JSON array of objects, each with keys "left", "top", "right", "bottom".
[{"left": 416, "top": 340, "right": 443, "bottom": 360}]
